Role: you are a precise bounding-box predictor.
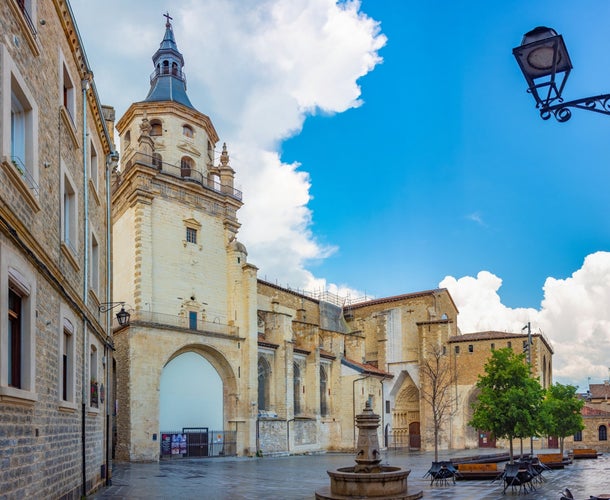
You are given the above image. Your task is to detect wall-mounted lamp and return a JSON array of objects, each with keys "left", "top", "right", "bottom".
[
  {"left": 99, "top": 302, "right": 131, "bottom": 326},
  {"left": 513, "top": 26, "right": 610, "bottom": 122}
]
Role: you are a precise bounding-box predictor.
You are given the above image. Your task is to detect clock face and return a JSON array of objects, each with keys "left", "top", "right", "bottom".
[{"left": 527, "top": 46, "right": 559, "bottom": 70}]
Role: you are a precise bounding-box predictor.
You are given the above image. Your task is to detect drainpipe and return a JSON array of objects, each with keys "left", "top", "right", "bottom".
[
  {"left": 352, "top": 375, "right": 370, "bottom": 448},
  {"left": 81, "top": 75, "right": 91, "bottom": 496},
  {"left": 104, "top": 151, "right": 118, "bottom": 485}
]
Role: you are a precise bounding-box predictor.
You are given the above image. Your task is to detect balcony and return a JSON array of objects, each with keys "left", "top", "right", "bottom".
[
  {"left": 121, "top": 152, "right": 242, "bottom": 201},
  {"left": 113, "top": 309, "right": 239, "bottom": 338}
]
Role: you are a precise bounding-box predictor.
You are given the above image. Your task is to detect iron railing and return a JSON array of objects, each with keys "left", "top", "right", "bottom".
[
  {"left": 122, "top": 151, "right": 242, "bottom": 201},
  {"left": 10, "top": 156, "right": 40, "bottom": 197},
  {"left": 160, "top": 430, "right": 236, "bottom": 458},
  {"left": 114, "top": 309, "right": 239, "bottom": 337}
]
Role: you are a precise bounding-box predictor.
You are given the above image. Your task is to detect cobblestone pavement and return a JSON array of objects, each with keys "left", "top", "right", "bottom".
[{"left": 91, "top": 449, "right": 610, "bottom": 499}]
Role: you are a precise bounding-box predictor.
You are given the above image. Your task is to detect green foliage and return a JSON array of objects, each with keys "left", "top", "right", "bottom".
[
  {"left": 539, "top": 383, "right": 584, "bottom": 454},
  {"left": 469, "top": 348, "right": 544, "bottom": 458}
]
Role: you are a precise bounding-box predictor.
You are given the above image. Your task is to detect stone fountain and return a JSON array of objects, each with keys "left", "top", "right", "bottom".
[{"left": 315, "top": 401, "right": 423, "bottom": 499}]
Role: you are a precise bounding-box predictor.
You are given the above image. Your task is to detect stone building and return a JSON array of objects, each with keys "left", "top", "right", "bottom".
[
  {"left": 448, "top": 330, "right": 554, "bottom": 450},
  {"left": 0, "top": 0, "right": 117, "bottom": 497},
  {"left": 564, "top": 382, "right": 610, "bottom": 453}
]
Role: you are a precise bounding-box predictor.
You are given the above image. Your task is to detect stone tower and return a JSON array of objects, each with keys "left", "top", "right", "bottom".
[{"left": 111, "top": 15, "right": 258, "bottom": 461}]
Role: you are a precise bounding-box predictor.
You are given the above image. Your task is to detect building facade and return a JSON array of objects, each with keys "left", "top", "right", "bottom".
[
  {"left": 0, "top": 0, "right": 116, "bottom": 497},
  {"left": 110, "top": 17, "right": 556, "bottom": 463}
]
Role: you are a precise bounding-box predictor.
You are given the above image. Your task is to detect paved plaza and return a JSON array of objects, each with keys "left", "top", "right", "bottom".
[{"left": 92, "top": 449, "right": 610, "bottom": 499}]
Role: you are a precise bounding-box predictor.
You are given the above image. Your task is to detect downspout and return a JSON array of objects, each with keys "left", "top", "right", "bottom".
[
  {"left": 81, "top": 75, "right": 91, "bottom": 496},
  {"left": 352, "top": 375, "right": 370, "bottom": 448},
  {"left": 104, "top": 151, "right": 118, "bottom": 485}
]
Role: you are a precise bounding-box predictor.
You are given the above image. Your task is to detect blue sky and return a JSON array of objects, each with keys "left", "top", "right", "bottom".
[
  {"left": 70, "top": 0, "right": 610, "bottom": 387},
  {"left": 281, "top": 0, "right": 610, "bottom": 308}
]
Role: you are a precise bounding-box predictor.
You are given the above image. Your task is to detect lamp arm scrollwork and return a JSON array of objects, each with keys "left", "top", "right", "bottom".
[{"left": 540, "top": 94, "right": 610, "bottom": 122}]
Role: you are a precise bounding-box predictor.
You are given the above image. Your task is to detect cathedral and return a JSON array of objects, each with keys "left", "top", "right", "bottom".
[
  {"left": 110, "top": 17, "right": 554, "bottom": 462},
  {"left": 0, "top": 3, "right": 554, "bottom": 497}
]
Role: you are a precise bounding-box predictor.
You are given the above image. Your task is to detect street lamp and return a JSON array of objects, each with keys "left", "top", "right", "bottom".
[
  {"left": 513, "top": 26, "right": 610, "bottom": 122},
  {"left": 99, "top": 302, "right": 131, "bottom": 327}
]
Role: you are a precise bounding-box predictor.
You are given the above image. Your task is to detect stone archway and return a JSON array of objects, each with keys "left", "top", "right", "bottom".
[{"left": 392, "top": 384, "right": 420, "bottom": 449}]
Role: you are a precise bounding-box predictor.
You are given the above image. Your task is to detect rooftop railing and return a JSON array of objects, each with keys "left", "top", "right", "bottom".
[
  {"left": 113, "top": 309, "right": 239, "bottom": 337},
  {"left": 123, "top": 151, "right": 242, "bottom": 201}
]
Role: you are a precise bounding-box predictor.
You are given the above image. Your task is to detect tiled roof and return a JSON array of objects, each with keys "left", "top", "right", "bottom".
[
  {"left": 582, "top": 405, "right": 610, "bottom": 417},
  {"left": 341, "top": 357, "right": 393, "bottom": 378},
  {"left": 448, "top": 331, "right": 527, "bottom": 342},
  {"left": 589, "top": 383, "right": 610, "bottom": 399},
  {"left": 347, "top": 288, "right": 457, "bottom": 312}
]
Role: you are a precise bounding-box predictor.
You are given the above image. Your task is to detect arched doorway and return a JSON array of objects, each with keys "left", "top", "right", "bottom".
[
  {"left": 392, "top": 384, "right": 420, "bottom": 449},
  {"left": 160, "top": 351, "right": 223, "bottom": 456}
]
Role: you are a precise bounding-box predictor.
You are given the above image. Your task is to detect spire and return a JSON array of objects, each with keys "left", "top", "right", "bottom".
[{"left": 144, "top": 13, "right": 194, "bottom": 109}]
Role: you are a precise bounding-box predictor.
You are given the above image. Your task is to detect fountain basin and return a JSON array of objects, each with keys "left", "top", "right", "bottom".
[{"left": 315, "top": 466, "right": 423, "bottom": 499}]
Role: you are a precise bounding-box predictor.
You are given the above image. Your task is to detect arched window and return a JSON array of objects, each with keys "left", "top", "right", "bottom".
[
  {"left": 150, "top": 120, "right": 162, "bottom": 136},
  {"left": 599, "top": 425, "right": 607, "bottom": 441},
  {"left": 123, "top": 130, "right": 131, "bottom": 147},
  {"left": 172, "top": 62, "right": 178, "bottom": 76},
  {"left": 574, "top": 430, "right": 583, "bottom": 442},
  {"left": 183, "top": 125, "right": 194, "bottom": 138},
  {"left": 293, "top": 362, "right": 301, "bottom": 415},
  {"left": 258, "top": 356, "right": 271, "bottom": 412},
  {"left": 152, "top": 153, "right": 162, "bottom": 169},
  {"left": 320, "top": 365, "right": 328, "bottom": 416},
  {"left": 181, "top": 156, "right": 194, "bottom": 177},
  {"left": 162, "top": 60, "right": 169, "bottom": 75}
]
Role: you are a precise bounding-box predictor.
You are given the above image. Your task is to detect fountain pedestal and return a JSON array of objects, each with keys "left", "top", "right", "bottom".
[{"left": 315, "top": 402, "right": 423, "bottom": 499}]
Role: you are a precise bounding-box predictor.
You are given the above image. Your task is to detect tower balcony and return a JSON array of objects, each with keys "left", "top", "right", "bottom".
[
  {"left": 113, "top": 309, "right": 240, "bottom": 338},
  {"left": 150, "top": 67, "right": 187, "bottom": 85},
  {"left": 120, "top": 151, "right": 242, "bottom": 201}
]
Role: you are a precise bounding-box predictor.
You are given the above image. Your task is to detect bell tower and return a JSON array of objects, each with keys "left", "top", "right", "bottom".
[{"left": 111, "top": 14, "right": 257, "bottom": 461}]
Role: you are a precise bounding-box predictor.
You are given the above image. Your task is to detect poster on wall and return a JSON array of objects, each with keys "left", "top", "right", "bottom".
[
  {"left": 161, "top": 434, "right": 171, "bottom": 456},
  {"left": 179, "top": 433, "right": 187, "bottom": 455}
]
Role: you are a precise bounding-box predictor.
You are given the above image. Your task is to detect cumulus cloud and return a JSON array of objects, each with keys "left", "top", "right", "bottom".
[
  {"left": 72, "top": 0, "right": 384, "bottom": 298},
  {"left": 440, "top": 252, "right": 610, "bottom": 390}
]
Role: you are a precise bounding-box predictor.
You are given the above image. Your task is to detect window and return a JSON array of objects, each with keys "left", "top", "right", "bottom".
[
  {"left": 62, "top": 170, "right": 77, "bottom": 254},
  {"left": 490, "top": 343, "right": 495, "bottom": 351},
  {"left": 61, "top": 318, "right": 75, "bottom": 403},
  {"left": 320, "top": 365, "right": 328, "bottom": 416},
  {"left": 8, "top": 288, "right": 22, "bottom": 388},
  {"left": 2, "top": 44, "right": 39, "bottom": 196},
  {"left": 90, "top": 231, "right": 100, "bottom": 296},
  {"left": 258, "top": 356, "right": 271, "bottom": 412},
  {"left": 89, "top": 139, "right": 98, "bottom": 190},
  {"left": 124, "top": 130, "right": 131, "bottom": 147},
  {"left": 293, "top": 363, "right": 301, "bottom": 415},
  {"left": 152, "top": 152, "right": 162, "bottom": 169},
  {"left": 1, "top": 253, "right": 36, "bottom": 402},
  {"left": 180, "top": 156, "right": 193, "bottom": 177},
  {"left": 183, "top": 125, "right": 193, "bottom": 138},
  {"left": 574, "top": 430, "right": 582, "bottom": 442},
  {"left": 454, "top": 346, "right": 460, "bottom": 354},
  {"left": 150, "top": 120, "right": 162, "bottom": 136},
  {"left": 599, "top": 425, "right": 607, "bottom": 441},
  {"left": 188, "top": 311, "right": 197, "bottom": 330},
  {"left": 90, "top": 345, "right": 98, "bottom": 408},
  {"left": 468, "top": 344, "right": 474, "bottom": 353},
  {"left": 507, "top": 341, "right": 512, "bottom": 348},
  {"left": 207, "top": 140, "right": 213, "bottom": 162},
  {"left": 61, "top": 61, "right": 75, "bottom": 122},
  {"left": 186, "top": 227, "right": 197, "bottom": 244}
]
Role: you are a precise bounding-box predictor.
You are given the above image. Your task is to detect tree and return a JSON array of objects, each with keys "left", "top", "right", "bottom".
[
  {"left": 539, "top": 383, "right": 584, "bottom": 457},
  {"left": 469, "top": 348, "right": 544, "bottom": 463},
  {"left": 420, "top": 343, "right": 457, "bottom": 462}
]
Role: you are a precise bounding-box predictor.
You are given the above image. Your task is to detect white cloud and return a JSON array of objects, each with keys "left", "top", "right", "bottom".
[
  {"left": 440, "top": 251, "right": 610, "bottom": 390},
  {"left": 72, "top": 0, "right": 385, "bottom": 296}
]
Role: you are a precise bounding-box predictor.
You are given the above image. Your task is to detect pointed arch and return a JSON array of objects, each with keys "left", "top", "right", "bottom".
[{"left": 258, "top": 355, "right": 271, "bottom": 411}]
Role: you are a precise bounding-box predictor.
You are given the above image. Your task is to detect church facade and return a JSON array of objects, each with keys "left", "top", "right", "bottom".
[{"left": 110, "top": 17, "right": 555, "bottom": 462}]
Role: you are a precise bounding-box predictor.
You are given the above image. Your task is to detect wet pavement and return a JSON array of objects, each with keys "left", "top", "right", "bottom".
[{"left": 92, "top": 449, "right": 610, "bottom": 499}]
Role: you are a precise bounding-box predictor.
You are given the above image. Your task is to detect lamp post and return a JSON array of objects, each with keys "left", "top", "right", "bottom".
[
  {"left": 513, "top": 26, "right": 610, "bottom": 122},
  {"left": 99, "top": 302, "right": 131, "bottom": 327}
]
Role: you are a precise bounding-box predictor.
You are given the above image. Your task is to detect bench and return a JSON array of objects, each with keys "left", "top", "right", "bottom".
[
  {"left": 573, "top": 448, "right": 598, "bottom": 459},
  {"left": 538, "top": 453, "right": 568, "bottom": 469},
  {"left": 456, "top": 462, "right": 499, "bottom": 480}
]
